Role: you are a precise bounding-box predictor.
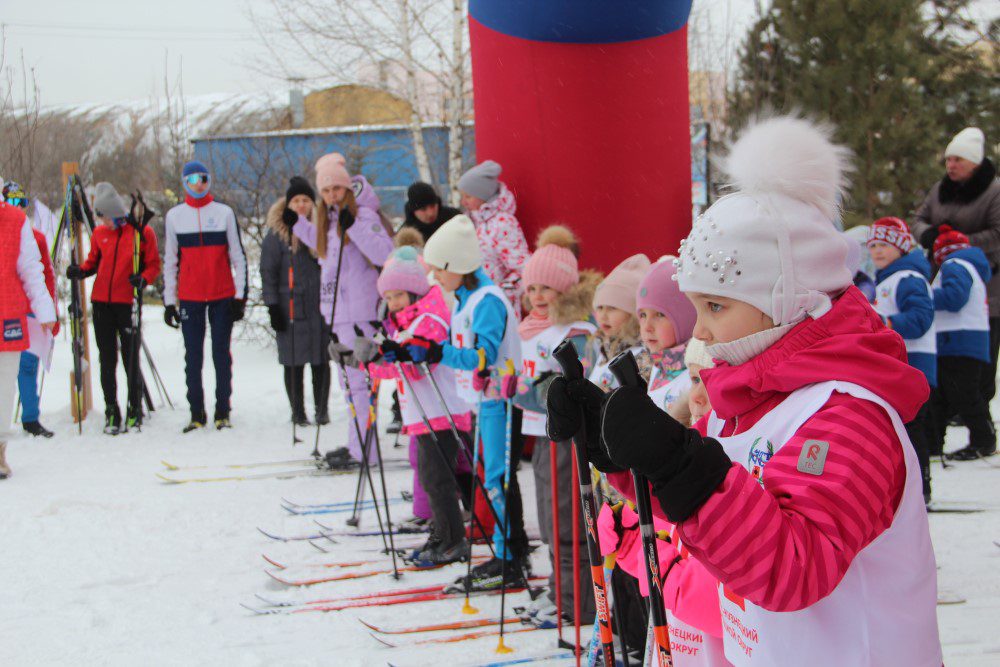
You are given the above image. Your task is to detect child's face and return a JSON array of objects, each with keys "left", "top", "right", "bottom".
[
  {"left": 687, "top": 363, "right": 711, "bottom": 423},
  {"left": 868, "top": 242, "right": 902, "bottom": 270},
  {"left": 288, "top": 194, "right": 314, "bottom": 218},
  {"left": 638, "top": 308, "right": 678, "bottom": 354},
  {"left": 527, "top": 284, "right": 560, "bottom": 316},
  {"left": 595, "top": 305, "right": 632, "bottom": 338},
  {"left": 384, "top": 289, "right": 413, "bottom": 313},
  {"left": 431, "top": 266, "right": 463, "bottom": 292},
  {"left": 686, "top": 293, "right": 775, "bottom": 345},
  {"left": 460, "top": 190, "right": 486, "bottom": 213}
]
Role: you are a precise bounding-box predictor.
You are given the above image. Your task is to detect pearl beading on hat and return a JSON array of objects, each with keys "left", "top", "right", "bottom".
[{"left": 672, "top": 213, "right": 743, "bottom": 286}]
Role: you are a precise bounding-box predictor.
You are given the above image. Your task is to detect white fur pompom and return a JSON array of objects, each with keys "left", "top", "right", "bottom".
[{"left": 721, "top": 115, "right": 853, "bottom": 220}]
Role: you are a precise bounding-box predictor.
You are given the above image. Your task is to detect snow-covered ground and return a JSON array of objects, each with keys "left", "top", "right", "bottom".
[{"left": 2, "top": 308, "right": 999, "bottom": 665}]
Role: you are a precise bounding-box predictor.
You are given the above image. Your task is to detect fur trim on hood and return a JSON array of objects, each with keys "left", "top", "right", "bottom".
[
  {"left": 266, "top": 197, "right": 316, "bottom": 255},
  {"left": 550, "top": 269, "right": 602, "bottom": 325}
]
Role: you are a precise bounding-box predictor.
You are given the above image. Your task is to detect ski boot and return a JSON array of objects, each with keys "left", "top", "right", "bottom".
[
  {"left": 214, "top": 410, "right": 232, "bottom": 430},
  {"left": 323, "top": 447, "right": 357, "bottom": 470},
  {"left": 104, "top": 407, "right": 122, "bottom": 435},
  {"left": 291, "top": 409, "right": 310, "bottom": 428},
  {"left": 125, "top": 408, "right": 143, "bottom": 432},
  {"left": 22, "top": 421, "right": 54, "bottom": 438},
  {"left": 183, "top": 410, "right": 207, "bottom": 434},
  {"left": 396, "top": 515, "right": 430, "bottom": 534},
  {"left": 445, "top": 556, "right": 527, "bottom": 594},
  {"left": 410, "top": 538, "right": 470, "bottom": 569},
  {"left": 314, "top": 407, "right": 330, "bottom": 426},
  {"left": 406, "top": 535, "right": 441, "bottom": 563},
  {"left": 0, "top": 442, "right": 10, "bottom": 479},
  {"left": 946, "top": 444, "right": 997, "bottom": 461}
]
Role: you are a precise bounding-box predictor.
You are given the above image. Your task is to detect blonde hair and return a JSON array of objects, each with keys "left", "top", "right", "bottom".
[{"left": 315, "top": 188, "right": 359, "bottom": 257}]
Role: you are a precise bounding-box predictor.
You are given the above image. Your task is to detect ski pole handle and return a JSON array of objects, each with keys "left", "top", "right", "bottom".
[
  {"left": 608, "top": 350, "right": 672, "bottom": 667},
  {"left": 551, "top": 339, "right": 617, "bottom": 667}
]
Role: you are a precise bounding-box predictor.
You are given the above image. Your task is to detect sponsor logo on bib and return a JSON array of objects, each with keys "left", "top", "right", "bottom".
[
  {"left": 3, "top": 319, "right": 23, "bottom": 341},
  {"left": 747, "top": 437, "right": 774, "bottom": 485}
]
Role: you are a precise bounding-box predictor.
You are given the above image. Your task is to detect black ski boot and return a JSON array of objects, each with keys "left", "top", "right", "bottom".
[
  {"left": 22, "top": 421, "right": 54, "bottom": 438},
  {"left": 446, "top": 556, "right": 527, "bottom": 593},
  {"left": 314, "top": 407, "right": 330, "bottom": 426},
  {"left": 323, "top": 447, "right": 357, "bottom": 470},
  {"left": 104, "top": 407, "right": 122, "bottom": 435},
  {"left": 214, "top": 409, "right": 232, "bottom": 430},
  {"left": 410, "top": 538, "right": 470, "bottom": 568},
  {"left": 946, "top": 444, "right": 997, "bottom": 461},
  {"left": 291, "top": 409, "right": 311, "bottom": 428},
  {"left": 183, "top": 410, "right": 207, "bottom": 433}
]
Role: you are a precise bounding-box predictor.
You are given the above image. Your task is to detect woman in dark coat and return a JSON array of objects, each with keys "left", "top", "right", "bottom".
[{"left": 260, "top": 177, "right": 331, "bottom": 425}]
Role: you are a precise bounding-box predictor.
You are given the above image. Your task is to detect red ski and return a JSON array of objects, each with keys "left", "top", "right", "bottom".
[
  {"left": 371, "top": 625, "right": 541, "bottom": 647},
  {"left": 360, "top": 616, "right": 519, "bottom": 635}
]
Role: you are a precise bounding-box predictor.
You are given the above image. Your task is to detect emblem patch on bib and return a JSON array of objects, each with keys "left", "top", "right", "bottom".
[
  {"left": 797, "top": 440, "right": 830, "bottom": 476},
  {"left": 3, "top": 319, "right": 23, "bottom": 341},
  {"left": 747, "top": 437, "right": 774, "bottom": 485}
]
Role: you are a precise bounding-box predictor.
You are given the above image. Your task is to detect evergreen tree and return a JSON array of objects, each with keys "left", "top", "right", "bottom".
[{"left": 727, "top": 0, "right": 998, "bottom": 226}]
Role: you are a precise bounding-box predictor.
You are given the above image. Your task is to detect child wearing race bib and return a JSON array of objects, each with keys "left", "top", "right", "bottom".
[
  {"left": 548, "top": 116, "right": 941, "bottom": 666},
  {"left": 588, "top": 253, "right": 650, "bottom": 392},
  {"left": 868, "top": 217, "right": 936, "bottom": 503},
  {"left": 361, "top": 246, "right": 473, "bottom": 567},
  {"left": 385, "top": 214, "right": 530, "bottom": 592},
  {"left": 637, "top": 257, "right": 698, "bottom": 413},
  {"left": 929, "top": 225, "right": 997, "bottom": 462},
  {"left": 513, "top": 225, "right": 599, "bottom": 627}
]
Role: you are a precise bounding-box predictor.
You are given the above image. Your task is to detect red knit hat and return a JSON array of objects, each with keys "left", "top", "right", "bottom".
[
  {"left": 933, "top": 225, "right": 970, "bottom": 265},
  {"left": 867, "top": 217, "right": 913, "bottom": 255}
]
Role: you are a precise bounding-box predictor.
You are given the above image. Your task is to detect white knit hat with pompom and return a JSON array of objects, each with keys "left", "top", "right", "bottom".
[{"left": 675, "top": 116, "right": 854, "bottom": 326}]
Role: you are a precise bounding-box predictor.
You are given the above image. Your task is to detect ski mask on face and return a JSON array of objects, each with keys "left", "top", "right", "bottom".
[{"left": 181, "top": 160, "right": 211, "bottom": 199}]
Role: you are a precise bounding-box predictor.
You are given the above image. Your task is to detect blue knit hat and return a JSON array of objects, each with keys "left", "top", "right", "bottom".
[{"left": 182, "top": 160, "right": 209, "bottom": 177}]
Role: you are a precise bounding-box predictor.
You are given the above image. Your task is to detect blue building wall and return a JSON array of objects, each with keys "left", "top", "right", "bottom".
[{"left": 192, "top": 124, "right": 476, "bottom": 219}]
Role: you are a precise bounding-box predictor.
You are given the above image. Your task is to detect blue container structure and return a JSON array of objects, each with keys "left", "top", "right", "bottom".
[{"left": 192, "top": 123, "right": 475, "bottom": 218}]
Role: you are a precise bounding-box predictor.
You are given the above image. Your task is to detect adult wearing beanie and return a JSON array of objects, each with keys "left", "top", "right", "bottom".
[
  {"left": 457, "top": 160, "right": 530, "bottom": 314},
  {"left": 401, "top": 181, "right": 461, "bottom": 243},
  {"left": 163, "top": 160, "right": 248, "bottom": 432},
  {"left": 261, "top": 176, "right": 330, "bottom": 427},
  {"left": 912, "top": 127, "right": 1000, "bottom": 400},
  {"left": 67, "top": 182, "right": 160, "bottom": 434},
  {"left": 0, "top": 197, "right": 57, "bottom": 479},
  {"left": 284, "top": 152, "right": 393, "bottom": 466}
]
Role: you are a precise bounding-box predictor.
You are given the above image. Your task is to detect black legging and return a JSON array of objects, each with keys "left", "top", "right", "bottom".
[
  {"left": 283, "top": 363, "right": 331, "bottom": 417},
  {"left": 91, "top": 301, "right": 140, "bottom": 418},
  {"left": 981, "top": 317, "right": 1000, "bottom": 403}
]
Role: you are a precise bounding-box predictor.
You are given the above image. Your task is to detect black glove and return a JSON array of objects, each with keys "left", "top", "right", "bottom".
[
  {"left": 380, "top": 339, "right": 412, "bottom": 363},
  {"left": 405, "top": 337, "right": 443, "bottom": 365},
  {"left": 338, "top": 206, "right": 355, "bottom": 232},
  {"left": 281, "top": 207, "right": 299, "bottom": 230},
  {"left": 230, "top": 299, "right": 246, "bottom": 323},
  {"left": 919, "top": 226, "right": 939, "bottom": 250},
  {"left": 267, "top": 304, "right": 287, "bottom": 332},
  {"left": 66, "top": 264, "right": 85, "bottom": 280},
  {"left": 164, "top": 305, "right": 181, "bottom": 329},
  {"left": 128, "top": 273, "right": 147, "bottom": 290},
  {"left": 601, "top": 385, "right": 732, "bottom": 522},
  {"left": 546, "top": 375, "right": 624, "bottom": 473}
]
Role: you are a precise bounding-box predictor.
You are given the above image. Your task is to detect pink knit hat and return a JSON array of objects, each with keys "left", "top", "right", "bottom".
[
  {"left": 593, "top": 254, "right": 651, "bottom": 312},
  {"left": 636, "top": 258, "right": 697, "bottom": 344},
  {"left": 377, "top": 246, "right": 430, "bottom": 297},
  {"left": 315, "top": 152, "right": 351, "bottom": 190},
  {"left": 522, "top": 244, "right": 579, "bottom": 293}
]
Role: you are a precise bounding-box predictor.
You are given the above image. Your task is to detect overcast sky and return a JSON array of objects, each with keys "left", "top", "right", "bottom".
[{"left": 2, "top": 1, "right": 993, "bottom": 108}]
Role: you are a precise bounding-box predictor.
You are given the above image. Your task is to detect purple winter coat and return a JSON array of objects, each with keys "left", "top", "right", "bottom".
[{"left": 293, "top": 175, "right": 394, "bottom": 326}]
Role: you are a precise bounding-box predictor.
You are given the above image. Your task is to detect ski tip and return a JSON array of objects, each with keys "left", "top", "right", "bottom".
[
  {"left": 239, "top": 602, "right": 276, "bottom": 616},
  {"left": 261, "top": 554, "right": 285, "bottom": 569},
  {"left": 155, "top": 473, "right": 182, "bottom": 484},
  {"left": 257, "top": 527, "right": 285, "bottom": 541},
  {"left": 358, "top": 618, "right": 380, "bottom": 633},
  {"left": 308, "top": 539, "right": 331, "bottom": 553},
  {"left": 369, "top": 631, "right": 397, "bottom": 648},
  {"left": 263, "top": 569, "right": 293, "bottom": 586},
  {"left": 160, "top": 460, "right": 179, "bottom": 471}
]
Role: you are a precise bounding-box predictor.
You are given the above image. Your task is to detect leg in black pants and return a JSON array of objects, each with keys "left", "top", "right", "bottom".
[
  {"left": 92, "top": 302, "right": 134, "bottom": 420},
  {"left": 939, "top": 356, "right": 997, "bottom": 457},
  {"left": 980, "top": 316, "right": 1000, "bottom": 403},
  {"left": 905, "top": 402, "right": 933, "bottom": 503},
  {"left": 312, "top": 363, "right": 331, "bottom": 423},
  {"left": 505, "top": 406, "right": 531, "bottom": 564},
  {"left": 416, "top": 429, "right": 467, "bottom": 549},
  {"left": 283, "top": 365, "right": 306, "bottom": 422}
]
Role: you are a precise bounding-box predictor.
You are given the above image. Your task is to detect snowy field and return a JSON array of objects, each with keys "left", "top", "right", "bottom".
[{"left": 2, "top": 308, "right": 999, "bottom": 666}]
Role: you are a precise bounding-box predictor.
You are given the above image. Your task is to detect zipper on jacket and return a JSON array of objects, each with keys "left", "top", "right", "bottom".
[{"left": 107, "top": 226, "right": 122, "bottom": 303}]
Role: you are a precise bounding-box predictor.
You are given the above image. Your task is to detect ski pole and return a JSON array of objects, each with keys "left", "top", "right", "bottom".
[
  {"left": 571, "top": 452, "right": 582, "bottom": 665},
  {"left": 462, "top": 380, "right": 487, "bottom": 615},
  {"left": 607, "top": 551, "right": 631, "bottom": 667},
  {"left": 141, "top": 337, "right": 173, "bottom": 409},
  {"left": 551, "top": 340, "right": 617, "bottom": 667},
  {"left": 64, "top": 179, "right": 85, "bottom": 434},
  {"left": 550, "top": 442, "right": 564, "bottom": 645},
  {"left": 347, "top": 381, "right": 379, "bottom": 527},
  {"left": 288, "top": 251, "right": 302, "bottom": 445},
  {"left": 314, "top": 224, "right": 347, "bottom": 460},
  {"left": 607, "top": 350, "right": 673, "bottom": 667},
  {"left": 496, "top": 359, "right": 516, "bottom": 655}
]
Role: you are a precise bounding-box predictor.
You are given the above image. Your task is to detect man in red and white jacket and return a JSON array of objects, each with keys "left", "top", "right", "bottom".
[
  {"left": 0, "top": 190, "right": 57, "bottom": 479},
  {"left": 163, "top": 161, "right": 247, "bottom": 432},
  {"left": 68, "top": 182, "right": 161, "bottom": 434}
]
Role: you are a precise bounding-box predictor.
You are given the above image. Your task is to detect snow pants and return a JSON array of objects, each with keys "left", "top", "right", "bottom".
[
  {"left": 931, "top": 355, "right": 997, "bottom": 454},
  {"left": 17, "top": 352, "right": 40, "bottom": 423},
  {"left": 331, "top": 321, "right": 375, "bottom": 463},
  {"left": 416, "top": 428, "right": 469, "bottom": 548},
  {"left": 180, "top": 298, "right": 233, "bottom": 418}
]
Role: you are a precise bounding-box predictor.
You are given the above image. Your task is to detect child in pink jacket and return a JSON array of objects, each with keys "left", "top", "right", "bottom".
[
  {"left": 549, "top": 117, "right": 941, "bottom": 666},
  {"left": 363, "top": 247, "right": 473, "bottom": 567}
]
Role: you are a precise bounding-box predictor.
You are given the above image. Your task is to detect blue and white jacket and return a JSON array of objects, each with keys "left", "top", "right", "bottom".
[
  {"left": 933, "top": 247, "right": 992, "bottom": 363},
  {"left": 874, "top": 251, "right": 937, "bottom": 387}
]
